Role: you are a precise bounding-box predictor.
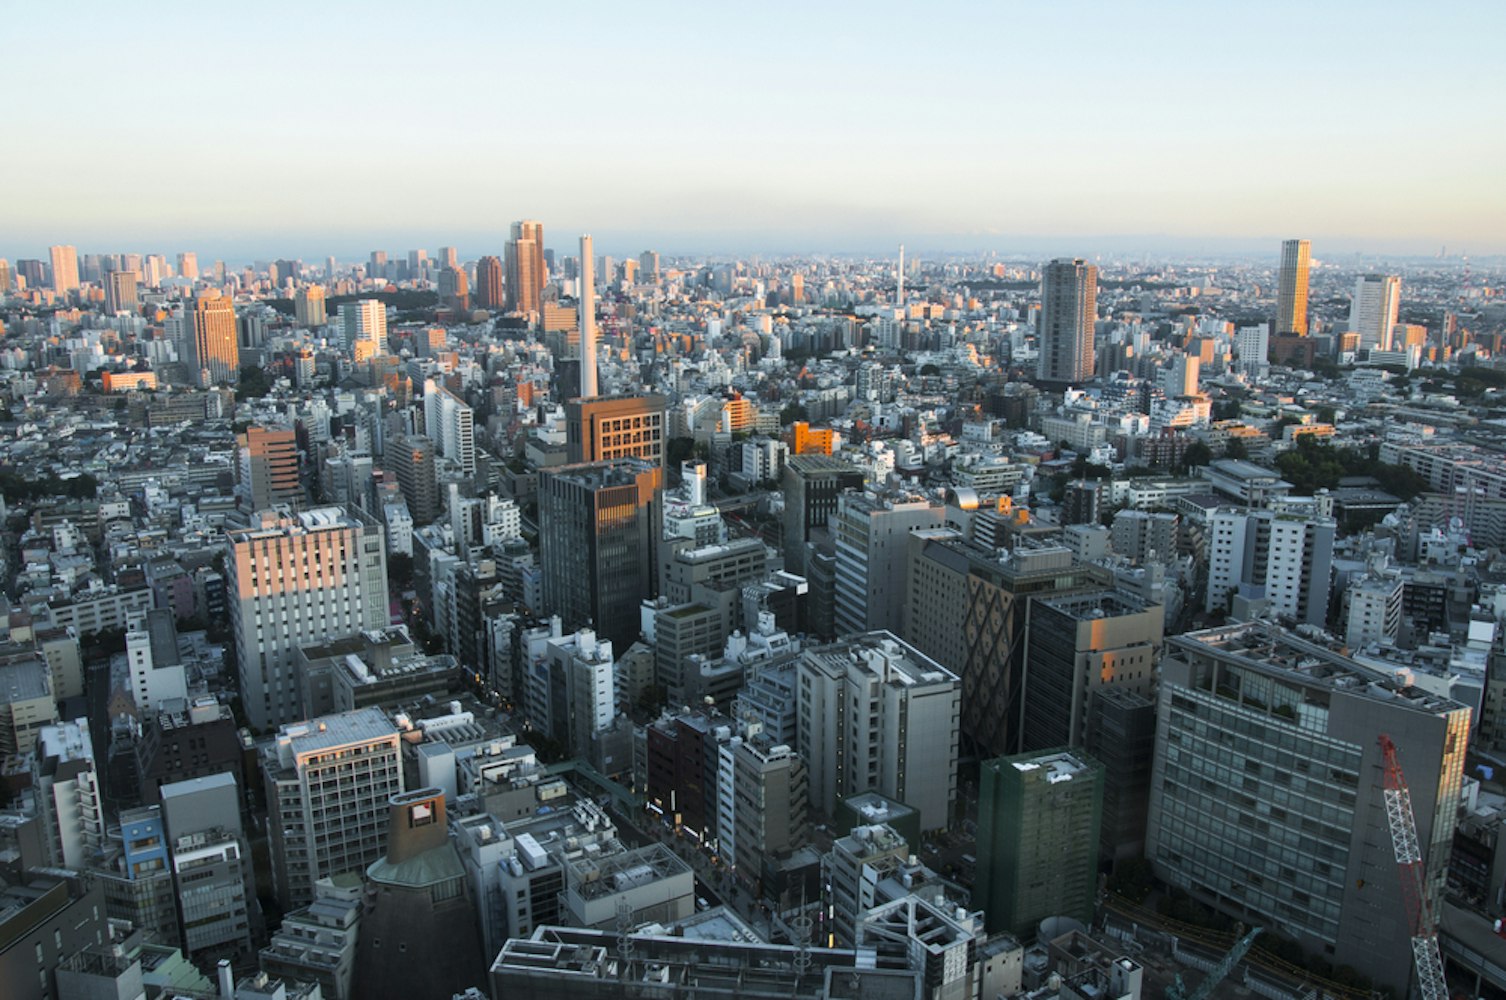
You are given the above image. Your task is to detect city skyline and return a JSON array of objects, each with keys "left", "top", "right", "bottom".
[{"left": 4, "top": 2, "right": 1503, "bottom": 258}]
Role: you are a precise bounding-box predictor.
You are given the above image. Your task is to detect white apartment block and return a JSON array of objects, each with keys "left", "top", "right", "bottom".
[{"left": 424, "top": 379, "right": 475, "bottom": 476}]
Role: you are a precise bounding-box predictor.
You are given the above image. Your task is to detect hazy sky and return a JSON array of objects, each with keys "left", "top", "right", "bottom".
[{"left": 5, "top": 1, "right": 1504, "bottom": 261}]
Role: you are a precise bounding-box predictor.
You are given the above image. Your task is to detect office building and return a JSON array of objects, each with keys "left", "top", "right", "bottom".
[
  {"left": 1275, "top": 238, "right": 1311, "bottom": 336},
  {"left": 263, "top": 707, "right": 404, "bottom": 910},
  {"left": 188, "top": 289, "right": 240, "bottom": 385},
  {"left": 564, "top": 393, "right": 666, "bottom": 466},
  {"left": 1021, "top": 590, "right": 1161, "bottom": 751},
  {"left": 125, "top": 611, "right": 188, "bottom": 713},
  {"left": 105, "top": 269, "right": 139, "bottom": 314},
  {"left": 160, "top": 773, "right": 253, "bottom": 958},
  {"left": 259, "top": 876, "right": 362, "bottom": 1000},
  {"left": 226, "top": 506, "right": 389, "bottom": 731},
  {"left": 506, "top": 219, "right": 545, "bottom": 313},
  {"left": 1036, "top": 258, "right": 1097, "bottom": 385},
  {"left": 351, "top": 789, "right": 486, "bottom": 999},
  {"left": 135, "top": 695, "right": 246, "bottom": 804},
  {"left": 238, "top": 424, "right": 302, "bottom": 511},
  {"left": 1344, "top": 568, "right": 1404, "bottom": 648},
  {"left": 423, "top": 377, "right": 475, "bottom": 476},
  {"left": 798, "top": 631, "right": 959, "bottom": 831},
  {"left": 438, "top": 264, "right": 469, "bottom": 310},
  {"left": 781, "top": 454, "right": 864, "bottom": 576},
  {"left": 578, "top": 233, "right": 598, "bottom": 398},
  {"left": 34, "top": 719, "right": 106, "bottom": 868},
  {"left": 1204, "top": 507, "right": 1335, "bottom": 625},
  {"left": 1146, "top": 622, "right": 1470, "bottom": 994},
  {"left": 1110, "top": 509, "right": 1179, "bottom": 564},
  {"left": 1062, "top": 479, "right": 1103, "bottom": 527},
  {"left": 0, "top": 871, "right": 108, "bottom": 1000},
  {"left": 294, "top": 284, "right": 327, "bottom": 327},
  {"left": 0, "top": 658, "right": 57, "bottom": 757},
  {"left": 1349, "top": 273, "right": 1402, "bottom": 351},
  {"left": 717, "top": 724, "right": 809, "bottom": 890},
  {"left": 639, "top": 249, "right": 660, "bottom": 284},
  {"left": 1235, "top": 322, "right": 1271, "bottom": 376},
  {"left": 389, "top": 433, "right": 439, "bottom": 525},
  {"left": 832, "top": 491, "right": 942, "bottom": 636},
  {"left": 974, "top": 749, "right": 1103, "bottom": 936},
  {"left": 1084, "top": 686, "right": 1157, "bottom": 864},
  {"left": 176, "top": 251, "right": 198, "bottom": 280},
  {"left": 904, "top": 532, "right": 1114, "bottom": 759},
  {"left": 49, "top": 243, "right": 79, "bottom": 293},
  {"left": 476, "top": 254, "right": 504, "bottom": 309},
  {"left": 539, "top": 459, "right": 662, "bottom": 651},
  {"left": 339, "top": 299, "right": 386, "bottom": 355}
]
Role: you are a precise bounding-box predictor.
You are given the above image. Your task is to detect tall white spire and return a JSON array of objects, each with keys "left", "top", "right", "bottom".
[
  {"left": 579, "top": 234, "right": 597, "bottom": 399},
  {"left": 896, "top": 244, "right": 905, "bottom": 308}
]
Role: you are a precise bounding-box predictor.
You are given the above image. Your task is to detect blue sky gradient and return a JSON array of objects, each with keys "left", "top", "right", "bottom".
[{"left": 4, "top": 1, "right": 1503, "bottom": 259}]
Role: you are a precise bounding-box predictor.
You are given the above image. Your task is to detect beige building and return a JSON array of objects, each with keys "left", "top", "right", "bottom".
[{"left": 227, "top": 506, "right": 388, "bottom": 731}]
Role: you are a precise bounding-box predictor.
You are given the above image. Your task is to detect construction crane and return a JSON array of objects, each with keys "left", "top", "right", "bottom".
[
  {"left": 1378, "top": 734, "right": 1450, "bottom": 1000},
  {"left": 1164, "top": 924, "right": 1263, "bottom": 1000}
]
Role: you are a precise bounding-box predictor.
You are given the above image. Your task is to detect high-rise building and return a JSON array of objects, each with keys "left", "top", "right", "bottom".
[
  {"left": 422, "top": 379, "right": 475, "bottom": 476},
  {"left": 781, "top": 454, "right": 864, "bottom": 576},
  {"left": 1204, "top": 507, "right": 1335, "bottom": 625},
  {"left": 974, "top": 748, "right": 1102, "bottom": 936},
  {"left": 506, "top": 220, "right": 545, "bottom": 313},
  {"left": 263, "top": 707, "right": 403, "bottom": 910},
  {"left": 1348, "top": 273, "right": 1402, "bottom": 351},
  {"left": 831, "top": 491, "right": 942, "bottom": 636},
  {"left": 226, "top": 506, "right": 389, "bottom": 731},
  {"left": 1235, "top": 322, "right": 1271, "bottom": 376},
  {"left": 339, "top": 299, "right": 387, "bottom": 356},
  {"left": 0, "top": 258, "right": 13, "bottom": 292},
  {"left": 438, "top": 265, "right": 469, "bottom": 310},
  {"left": 539, "top": 459, "right": 662, "bottom": 652},
  {"left": 187, "top": 289, "right": 239, "bottom": 386},
  {"left": 1020, "top": 590, "right": 1161, "bottom": 751},
  {"left": 904, "top": 532, "right": 1114, "bottom": 759},
  {"left": 159, "top": 772, "right": 252, "bottom": 958},
  {"left": 564, "top": 394, "right": 666, "bottom": 466},
  {"left": 1275, "top": 238, "right": 1311, "bottom": 336},
  {"left": 49, "top": 244, "right": 79, "bottom": 294},
  {"left": 105, "top": 269, "right": 139, "bottom": 315},
  {"left": 716, "top": 724, "right": 808, "bottom": 890},
  {"left": 475, "top": 255, "right": 504, "bottom": 309},
  {"left": 294, "top": 284, "right": 327, "bottom": 327},
  {"left": 578, "top": 234, "right": 598, "bottom": 398},
  {"left": 237, "top": 424, "right": 302, "bottom": 511},
  {"left": 1146, "top": 622, "right": 1469, "bottom": 995},
  {"left": 1036, "top": 257, "right": 1097, "bottom": 385},
  {"left": 175, "top": 251, "right": 198, "bottom": 281},
  {"left": 369, "top": 250, "right": 388, "bottom": 281},
  {"left": 389, "top": 434, "right": 439, "bottom": 525},
  {"left": 638, "top": 250, "right": 660, "bottom": 285},
  {"left": 797, "top": 631, "right": 960, "bottom": 831},
  {"left": 33, "top": 720, "right": 106, "bottom": 868}
]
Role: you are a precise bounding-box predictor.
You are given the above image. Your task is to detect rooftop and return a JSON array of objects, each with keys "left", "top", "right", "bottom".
[{"left": 269, "top": 707, "right": 398, "bottom": 760}]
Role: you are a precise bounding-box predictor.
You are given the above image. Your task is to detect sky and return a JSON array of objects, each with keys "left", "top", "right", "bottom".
[{"left": 4, "top": 1, "right": 1504, "bottom": 262}]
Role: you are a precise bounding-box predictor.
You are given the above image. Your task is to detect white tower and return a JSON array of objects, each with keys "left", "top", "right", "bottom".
[
  {"left": 896, "top": 244, "right": 905, "bottom": 307},
  {"left": 579, "top": 234, "right": 598, "bottom": 398}
]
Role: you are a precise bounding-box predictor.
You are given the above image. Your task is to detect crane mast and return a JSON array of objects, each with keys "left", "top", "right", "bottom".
[{"left": 1377, "top": 734, "right": 1449, "bottom": 1000}]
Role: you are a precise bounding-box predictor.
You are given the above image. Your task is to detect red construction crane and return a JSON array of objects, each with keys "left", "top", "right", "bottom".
[{"left": 1377, "top": 734, "right": 1449, "bottom": 1000}]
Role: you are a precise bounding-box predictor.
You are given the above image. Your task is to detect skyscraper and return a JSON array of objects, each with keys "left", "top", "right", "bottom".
[
  {"left": 339, "top": 299, "right": 386, "bottom": 356},
  {"left": 506, "top": 220, "right": 546, "bottom": 313},
  {"left": 638, "top": 250, "right": 660, "bottom": 285},
  {"left": 188, "top": 289, "right": 239, "bottom": 386},
  {"left": 1146, "top": 622, "right": 1469, "bottom": 995},
  {"left": 105, "top": 270, "right": 139, "bottom": 315},
  {"left": 438, "top": 265, "right": 469, "bottom": 311},
  {"left": 1276, "top": 238, "right": 1311, "bottom": 335},
  {"left": 539, "top": 458, "right": 662, "bottom": 651},
  {"left": 48, "top": 244, "right": 79, "bottom": 294},
  {"left": 175, "top": 251, "right": 199, "bottom": 281},
  {"left": 369, "top": 250, "right": 388, "bottom": 281},
  {"left": 974, "top": 748, "right": 1102, "bottom": 936},
  {"left": 578, "top": 234, "right": 598, "bottom": 398},
  {"left": 226, "top": 506, "right": 389, "bottom": 730},
  {"left": 475, "top": 254, "right": 504, "bottom": 309},
  {"left": 389, "top": 434, "right": 439, "bottom": 525},
  {"left": 1036, "top": 257, "right": 1097, "bottom": 385},
  {"left": 238, "top": 424, "right": 302, "bottom": 511},
  {"left": 564, "top": 394, "right": 665, "bottom": 465},
  {"left": 422, "top": 379, "right": 475, "bottom": 477},
  {"left": 1348, "top": 273, "right": 1402, "bottom": 351},
  {"left": 797, "top": 631, "right": 960, "bottom": 831},
  {"left": 263, "top": 707, "right": 403, "bottom": 910},
  {"left": 294, "top": 284, "right": 327, "bottom": 327}
]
